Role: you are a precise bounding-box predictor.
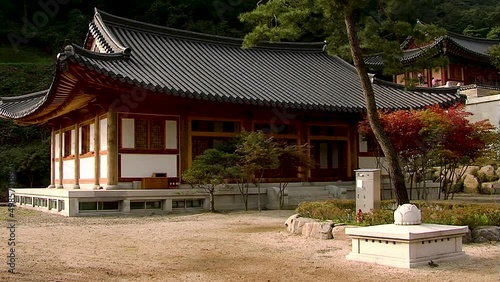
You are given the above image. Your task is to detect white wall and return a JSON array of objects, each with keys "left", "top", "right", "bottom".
[
  {"left": 100, "top": 118, "right": 108, "bottom": 151},
  {"left": 63, "top": 159, "right": 75, "bottom": 180},
  {"left": 122, "top": 118, "right": 135, "bottom": 148},
  {"left": 121, "top": 154, "right": 177, "bottom": 178},
  {"left": 466, "top": 94, "right": 500, "bottom": 129},
  {"left": 55, "top": 133, "right": 60, "bottom": 158},
  {"left": 89, "top": 123, "right": 95, "bottom": 152},
  {"left": 55, "top": 161, "right": 60, "bottom": 181},
  {"left": 80, "top": 157, "right": 94, "bottom": 179},
  {"left": 100, "top": 154, "right": 108, "bottom": 180},
  {"left": 70, "top": 129, "right": 76, "bottom": 155}
]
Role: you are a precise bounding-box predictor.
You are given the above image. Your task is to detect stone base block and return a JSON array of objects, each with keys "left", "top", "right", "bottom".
[{"left": 346, "top": 224, "right": 468, "bottom": 268}]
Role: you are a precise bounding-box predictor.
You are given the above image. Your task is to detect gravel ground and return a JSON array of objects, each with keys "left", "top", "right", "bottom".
[{"left": 0, "top": 208, "right": 498, "bottom": 282}]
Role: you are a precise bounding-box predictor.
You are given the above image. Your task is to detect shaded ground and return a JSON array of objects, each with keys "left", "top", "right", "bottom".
[{"left": 0, "top": 208, "right": 498, "bottom": 282}]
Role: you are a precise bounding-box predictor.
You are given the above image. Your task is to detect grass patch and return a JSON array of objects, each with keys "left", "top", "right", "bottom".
[
  {"left": 0, "top": 206, "right": 40, "bottom": 221},
  {"left": 296, "top": 199, "right": 500, "bottom": 229}
]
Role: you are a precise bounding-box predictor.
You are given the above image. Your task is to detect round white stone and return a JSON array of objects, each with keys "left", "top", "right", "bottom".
[{"left": 394, "top": 204, "right": 422, "bottom": 225}]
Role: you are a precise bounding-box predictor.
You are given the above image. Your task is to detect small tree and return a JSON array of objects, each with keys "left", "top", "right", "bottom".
[
  {"left": 182, "top": 148, "right": 237, "bottom": 212},
  {"left": 236, "top": 131, "right": 280, "bottom": 212}
]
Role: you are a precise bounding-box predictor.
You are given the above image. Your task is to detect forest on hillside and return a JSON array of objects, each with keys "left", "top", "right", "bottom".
[{"left": 0, "top": 0, "right": 499, "bottom": 193}]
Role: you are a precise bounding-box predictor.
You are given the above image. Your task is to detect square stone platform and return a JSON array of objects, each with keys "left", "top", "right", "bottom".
[{"left": 345, "top": 224, "right": 468, "bottom": 268}]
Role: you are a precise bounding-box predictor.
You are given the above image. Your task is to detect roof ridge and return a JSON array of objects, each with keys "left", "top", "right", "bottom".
[
  {"left": 94, "top": 8, "right": 128, "bottom": 52},
  {"left": 69, "top": 43, "right": 131, "bottom": 61},
  {"left": 446, "top": 31, "right": 500, "bottom": 43},
  {"left": 373, "top": 78, "right": 459, "bottom": 94},
  {"left": 94, "top": 9, "right": 326, "bottom": 52}
]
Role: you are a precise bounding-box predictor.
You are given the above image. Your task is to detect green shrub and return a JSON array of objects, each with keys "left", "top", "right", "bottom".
[
  {"left": 296, "top": 200, "right": 355, "bottom": 222},
  {"left": 296, "top": 200, "right": 500, "bottom": 229}
]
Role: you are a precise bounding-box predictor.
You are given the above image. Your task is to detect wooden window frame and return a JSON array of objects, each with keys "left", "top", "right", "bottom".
[
  {"left": 63, "top": 130, "right": 72, "bottom": 157},
  {"left": 118, "top": 114, "right": 179, "bottom": 154},
  {"left": 81, "top": 124, "right": 91, "bottom": 155}
]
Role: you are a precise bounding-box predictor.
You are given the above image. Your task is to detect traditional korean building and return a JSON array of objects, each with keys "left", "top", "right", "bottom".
[
  {"left": 365, "top": 27, "right": 500, "bottom": 88},
  {"left": 1, "top": 9, "right": 462, "bottom": 215}
]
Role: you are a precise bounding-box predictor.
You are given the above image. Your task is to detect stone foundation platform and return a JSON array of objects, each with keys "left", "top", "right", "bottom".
[{"left": 346, "top": 224, "right": 468, "bottom": 268}]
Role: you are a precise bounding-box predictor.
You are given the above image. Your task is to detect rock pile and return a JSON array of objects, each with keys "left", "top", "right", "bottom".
[{"left": 435, "top": 165, "right": 500, "bottom": 194}]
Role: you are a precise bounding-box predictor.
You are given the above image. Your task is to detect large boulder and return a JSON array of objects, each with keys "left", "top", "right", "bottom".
[
  {"left": 459, "top": 166, "right": 480, "bottom": 177},
  {"left": 480, "top": 181, "right": 500, "bottom": 194},
  {"left": 463, "top": 174, "right": 479, "bottom": 193},
  {"left": 472, "top": 226, "right": 500, "bottom": 243},
  {"left": 284, "top": 214, "right": 300, "bottom": 233},
  {"left": 302, "top": 222, "right": 333, "bottom": 239},
  {"left": 479, "top": 165, "right": 495, "bottom": 177},
  {"left": 290, "top": 217, "right": 317, "bottom": 235}
]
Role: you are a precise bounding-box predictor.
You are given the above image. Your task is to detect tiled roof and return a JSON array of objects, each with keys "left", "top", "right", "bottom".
[
  {"left": 0, "top": 10, "right": 463, "bottom": 122},
  {"left": 365, "top": 32, "right": 500, "bottom": 67},
  {"left": 0, "top": 90, "right": 48, "bottom": 119}
]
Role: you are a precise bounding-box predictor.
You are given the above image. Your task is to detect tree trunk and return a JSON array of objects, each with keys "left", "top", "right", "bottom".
[
  {"left": 209, "top": 189, "right": 215, "bottom": 212},
  {"left": 343, "top": 9, "right": 409, "bottom": 205}
]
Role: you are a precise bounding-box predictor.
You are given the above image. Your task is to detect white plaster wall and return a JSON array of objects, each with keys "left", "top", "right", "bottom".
[
  {"left": 466, "top": 94, "right": 500, "bottom": 129},
  {"left": 55, "top": 161, "right": 60, "bottom": 181},
  {"left": 55, "top": 133, "right": 60, "bottom": 158},
  {"left": 122, "top": 118, "right": 135, "bottom": 148},
  {"left": 100, "top": 118, "right": 108, "bottom": 151},
  {"left": 100, "top": 154, "right": 108, "bottom": 180},
  {"left": 358, "top": 156, "right": 389, "bottom": 175},
  {"left": 78, "top": 126, "right": 82, "bottom": 154},
  {"left": 63, "top": 159, "right": 75, "bottom": 180},
  {"left": 70, "top": 129, "right": 76, "bottom": 155},
  {"left": 89, "top": 123, "right": 95, "bottom": 152},
  {"left": 166, "top": 120, "right": 177, "bottom": 149},
  {"left": 80, "top": 157, "right": 94, "bottom": 179},
  {"left": 121, "top": 154, "right": 177, "bottom": 178}
]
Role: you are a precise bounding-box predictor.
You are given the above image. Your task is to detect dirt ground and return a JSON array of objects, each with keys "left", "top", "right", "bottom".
[{"left": 0, "top": 208, "right": 498, "bottom": 282}]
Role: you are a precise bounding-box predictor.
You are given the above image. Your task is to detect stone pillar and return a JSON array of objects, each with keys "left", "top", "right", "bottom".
[
  {"left": 94, "top": 113, "right": 101, "bottom": 189},
  {"left": 73, "top": 122, "right": 80, "bottom": 189},
  {"left": 106, "top": 108, "right": 119, "bottom": 189},
  {"left": 56, "top": 125, "right": 64, "bottom": 189},
  {"left": 48, "top": 127, "right": 56, "bottom": 188}
]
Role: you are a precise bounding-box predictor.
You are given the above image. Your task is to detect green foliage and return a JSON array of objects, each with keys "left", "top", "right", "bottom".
[
  {"left": 297, "top": 199, "right": 500, "bottom": 230},
  {"left": 488, "top": 44, "right": 500, "bottom": 69},
  {"left": 182, "top": 148, "right": 237, "bottom": 212},
  {"left": 296, "top": 200, "right": 355, "bottom": 222}
]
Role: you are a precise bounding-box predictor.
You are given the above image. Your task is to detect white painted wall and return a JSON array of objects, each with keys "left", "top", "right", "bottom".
[
  {"left": 466, "top": 94, "right": 500, "bottom": 129},
  {"left": 70, "top": 129, "right": 76, "bottom": 155},
  {"left": 121, "top": 154, "right": 177, "bottom": 178},
  {"left": 122, "top": 118, "right": 135, "bottom": 148},
  {"left": 80, "top": 157, "right": 94, "bottom": 179},
  {"left": 166, "top": 120, "right": 177, "bottom": 149},
  {"left": 78, "top": 126, "right": 82, "bottom": 154},
  {"left": 55, "top": 161, "right": 60, "bottom": 181},
  {"left": 100, "top": 118, "right": 108, "bottom": 151},
  {"left": 89, "top": 123, "right": 95, "bottom": 152},
  {"left": 100, "top": 154, "right": 108, "bottom": 180},
  {"left": 55, "top": 133, "right": 60, "bottom": 158},
  {"left": 63, "top": 159, "right": 75, "bottom": 180}
]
